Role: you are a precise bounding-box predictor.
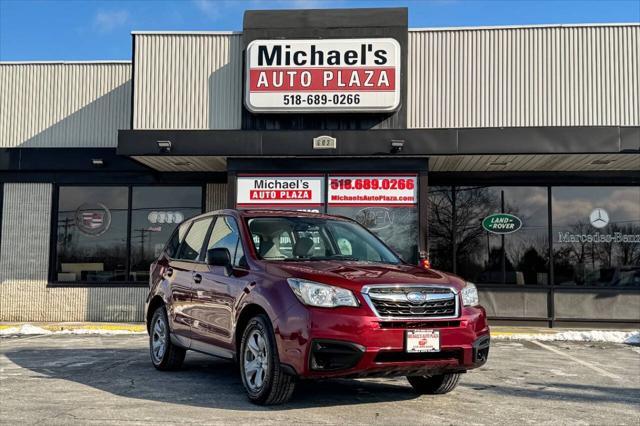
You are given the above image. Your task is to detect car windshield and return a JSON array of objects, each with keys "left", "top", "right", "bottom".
[{"left": 246, "top": 216, "right": 401, "bottom": 264}]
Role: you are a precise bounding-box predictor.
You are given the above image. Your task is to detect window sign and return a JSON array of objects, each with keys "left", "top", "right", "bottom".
[
  {"left": 553, "top": 187, "right": 640, "bottom": 286},
  {"left": 328, "top": 175, "right": 417, "bottom": 206},
  {"left": 130, "top": 187, "right": 202, "bottom": 282},
  {"left": 327, "top": 175, "right": 418, "bottom": 263},
  {"left": 56, "top": 187, "right": 129, "bottom": 283},
  {"left": 482, "top": 213, "right": 523, "bottom": 234},
  {"left": 245, "top": 38, "right": 401, "bottom": 113},
  {"left": 236, "top": 175, "right": 324, "bottom": 209}
]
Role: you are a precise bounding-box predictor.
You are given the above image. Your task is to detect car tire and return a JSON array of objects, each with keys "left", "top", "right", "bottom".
[
  {"left": 239, "top": 314, "right": 296, "bottom": 405},
  {"left": 149, "top": 306, "right": 186, "bottom": 371},
  {"left": 407, "top": 373, "right": 461, "bottom": 394}
]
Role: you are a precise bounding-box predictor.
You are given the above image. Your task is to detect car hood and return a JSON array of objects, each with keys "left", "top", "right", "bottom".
[{"left": 265, "top": 260, "right": 464, "bottom": 292}]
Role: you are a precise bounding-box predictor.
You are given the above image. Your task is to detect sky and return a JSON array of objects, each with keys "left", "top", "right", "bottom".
[{"left": 0, "top": 0, "right": 639, "bottom": 61}]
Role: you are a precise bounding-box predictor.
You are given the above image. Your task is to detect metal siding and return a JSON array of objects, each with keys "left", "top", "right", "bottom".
[
  {"left": 408, "top": 25, "right": 640, "bottom": 128},
  {"left": 0, "top": 63, "right": 131, "bottom": 148},
  {"left": 133, "top": 34, "right": 242, "bottom": 130},
  {"left": 206, "top": 183, "right": 228, "bottom": 211},
  {"left": 0, "top": 183, "right": 145, "bottom": 322}
]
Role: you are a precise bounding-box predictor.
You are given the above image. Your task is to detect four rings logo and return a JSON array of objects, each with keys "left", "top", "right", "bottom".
[{"left": 589, "top": 208, "right": 609, "bottom": 228}]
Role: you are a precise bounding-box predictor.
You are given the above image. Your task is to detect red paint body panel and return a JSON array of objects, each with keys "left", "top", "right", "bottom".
[{"left": 146, "top": 209, "right": 490, "bottom": 379}]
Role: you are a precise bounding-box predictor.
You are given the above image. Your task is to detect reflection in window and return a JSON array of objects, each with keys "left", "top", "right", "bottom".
[
  {"left": 56, "top": 185, "right": 202, "bottom": 284},
  {"left": 56, "top": 187, "right": 129, "bottom": 282},
  {"left": 552, "top": 187, "right": 640, "bottom": 287},
  {"left": 130, "top": 187, "right": 202, "bottom": 281},
  {"left": 427, "top": 187, "right": 454, "bottom": 272},
  {"left": 177, "top": 218, "right": 212, "bottom": 261},
  {"left": 428, "top": 186, "right": 549, "bottom": 285},
  {"left": 207, "top": 216, "right": 245, "bottom": 267},
  {"left": 327, "top": 206, "right": 418, "bottom": 263}
]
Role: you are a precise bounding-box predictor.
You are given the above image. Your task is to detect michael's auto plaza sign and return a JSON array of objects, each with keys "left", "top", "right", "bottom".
[{"left": 245, "top": 38, "right": 401, "bottom": 113}]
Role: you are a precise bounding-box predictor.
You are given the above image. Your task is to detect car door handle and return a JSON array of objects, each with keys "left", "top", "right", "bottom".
[
  {"left": 165, "top": 267, "right": 174, "bottom": 277},
  {"left": 193, "top": 273, "right": 202, "bottom": 284}
]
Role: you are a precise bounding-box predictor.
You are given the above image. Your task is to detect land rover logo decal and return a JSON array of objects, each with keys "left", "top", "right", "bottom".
[
  {"left": 75, "top": 202, "right": 111, "bottom": 236},
  {"left": 482, "top": 213, "right": 522, "bottom": 234}
]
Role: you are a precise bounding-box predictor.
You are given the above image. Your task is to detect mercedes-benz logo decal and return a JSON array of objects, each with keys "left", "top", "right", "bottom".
[{"left": 589, "top": 208, "right": 609, "bottom": 229}]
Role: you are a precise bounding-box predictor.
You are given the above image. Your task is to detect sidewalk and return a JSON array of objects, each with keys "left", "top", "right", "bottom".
[{"left": 1, "top": 322, "right": 638, "bottom": 344}]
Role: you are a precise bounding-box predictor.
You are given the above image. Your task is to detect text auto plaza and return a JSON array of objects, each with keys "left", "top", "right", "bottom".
[{"left": 0, "top": 8, "right": 638, "bottom": 326}]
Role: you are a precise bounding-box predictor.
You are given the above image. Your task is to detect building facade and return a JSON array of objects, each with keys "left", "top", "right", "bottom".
[{"left": 1, "top": 8, "right": 638, "bottom": 326}]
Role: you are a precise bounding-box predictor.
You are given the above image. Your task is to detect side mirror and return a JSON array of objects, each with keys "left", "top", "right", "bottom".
[{"left": 207, "top": 247, "right": 233, "bottom": 276}]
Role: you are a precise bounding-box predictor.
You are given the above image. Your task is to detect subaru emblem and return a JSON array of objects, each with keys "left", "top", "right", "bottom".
[{"left": 406, "top": 292, "right": 427, "bottom": 304}]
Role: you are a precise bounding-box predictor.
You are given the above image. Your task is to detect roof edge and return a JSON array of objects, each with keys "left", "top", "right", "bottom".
[
  {"left": 409, "top": 22, "right": 640, "bottom": 32},
  {"left": 131, "top": 30, "right": 241, "bottom": 35},
  {"left": 129, "top": 22, "right": 639, "bottom": 36}
]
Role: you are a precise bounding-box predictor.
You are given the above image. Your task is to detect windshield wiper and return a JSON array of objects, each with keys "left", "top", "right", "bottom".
[{"left": 308, "top": 255, "right": 360, "bottom": 261}]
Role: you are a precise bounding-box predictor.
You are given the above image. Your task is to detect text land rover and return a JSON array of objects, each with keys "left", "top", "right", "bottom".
[{"left": 145, "top": 209, "right": 490, "bottom": 405}]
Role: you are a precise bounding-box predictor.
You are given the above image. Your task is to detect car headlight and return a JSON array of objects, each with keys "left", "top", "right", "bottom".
[
  {"left": 461, "top": 282, "right": 479, "bottom": 307},
  {"left": 287, "top": 278, "right": 358, "bottom": 308}
]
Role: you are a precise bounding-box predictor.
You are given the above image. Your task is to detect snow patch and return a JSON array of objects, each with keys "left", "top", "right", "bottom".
[
  {"left": 0, "top": 324, "right": 145, "bottom": 336},
  {"left": 0, "top": 325, "right": 52, "bottom": 335},
  {"left": 56, "top": 329, "right": 145, "bottom": 335},
  {"left": 495, "top": 330, "right": 640, "bottom": 345}
]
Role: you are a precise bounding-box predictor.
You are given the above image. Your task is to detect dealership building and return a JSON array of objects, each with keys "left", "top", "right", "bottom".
[{"left": 1, "top": 8, "right": 638, "bottom": 326}]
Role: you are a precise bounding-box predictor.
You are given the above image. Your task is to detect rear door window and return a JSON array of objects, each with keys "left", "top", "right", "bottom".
[
  {"left": 165, "top": 222, "right": 190, "bottom": 258},
  {"left": 176, "top": 217, "right": 213, "bottom": 261}
]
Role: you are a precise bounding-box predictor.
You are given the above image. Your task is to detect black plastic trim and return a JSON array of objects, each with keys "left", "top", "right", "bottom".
[{"left": 309, "top": 339, "right": 366, "bottom": 372}]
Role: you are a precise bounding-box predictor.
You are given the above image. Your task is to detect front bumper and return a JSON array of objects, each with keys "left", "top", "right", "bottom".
[{"left": 275, "top": 304, "right": 490, "bottom": 378}]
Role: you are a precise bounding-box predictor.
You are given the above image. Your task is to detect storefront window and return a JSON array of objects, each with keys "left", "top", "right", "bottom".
[
  {"left": 56, "top": 187, "right": 129, "bottom": 282},
  {"left": 552, "top": 187, "right": 640, "bottom": 287},
  {"left": 55, "top": 185, "right": 202, "bottom": 284},
  {"left": 329, "top": 206, "right": 419, "bottom": 263},
  {"left": 428, "top": 186, "right": 549, "bottom": 285},
  {"left": 130, "top": 187, "right": 202, "bottom": 281},
  {"left": 427, "top": 186, "right": 454, "bottom": 272}
]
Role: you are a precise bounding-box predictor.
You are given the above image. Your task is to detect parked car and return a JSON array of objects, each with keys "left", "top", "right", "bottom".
[{"left": 145, "top": 209, "right": 490, "bottom": 405}]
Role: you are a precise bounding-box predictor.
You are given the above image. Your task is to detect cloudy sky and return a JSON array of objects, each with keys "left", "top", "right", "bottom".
[{"left": 1, "top": 0, "right": 639, "bottom": 60}]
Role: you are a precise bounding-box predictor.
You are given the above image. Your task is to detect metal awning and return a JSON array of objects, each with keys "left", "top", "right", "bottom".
[{"left": 117, "top": 126, "right": 639, "bottom": 172}]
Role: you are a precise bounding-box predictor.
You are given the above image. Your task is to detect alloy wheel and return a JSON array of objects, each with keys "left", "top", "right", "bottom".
[
  {"left": 151, "top": 316, "right": 167, "bottom": 363},
  {"left": 243, "top": 329, "right": 269, "bottom": 391}
]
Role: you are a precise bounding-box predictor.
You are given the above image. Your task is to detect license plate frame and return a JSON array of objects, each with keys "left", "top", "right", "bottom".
[{"left": 406, "top": 329, "right": 440, "bottom": 353}]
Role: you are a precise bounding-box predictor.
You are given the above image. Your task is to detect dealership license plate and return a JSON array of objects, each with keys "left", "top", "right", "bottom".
[{"left": 406, "top": 330, "right": 440, "bottom": 353}]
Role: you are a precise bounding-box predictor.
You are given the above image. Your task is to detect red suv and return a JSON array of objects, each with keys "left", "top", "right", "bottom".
[{"left": 145, "top": 209, "right": 490, "bottom": 405}]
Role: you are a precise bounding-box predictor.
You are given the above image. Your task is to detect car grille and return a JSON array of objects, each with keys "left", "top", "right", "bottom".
[{"left": 363, "top": 286, "right": 458, "bottom": 319}]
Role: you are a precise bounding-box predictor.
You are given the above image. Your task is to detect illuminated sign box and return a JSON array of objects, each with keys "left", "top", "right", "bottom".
[{"left": 245, "top": 38, "right": 401, "bottom": 113}]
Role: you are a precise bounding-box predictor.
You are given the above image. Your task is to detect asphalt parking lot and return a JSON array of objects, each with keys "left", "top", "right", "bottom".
[{"left": 0, "top": 335, "right": 638, "bottom": 425}]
